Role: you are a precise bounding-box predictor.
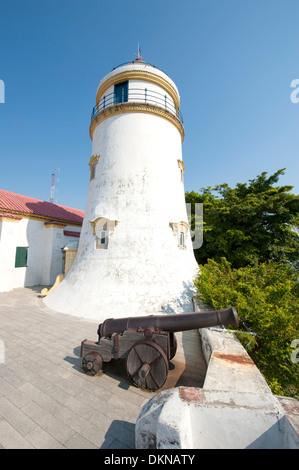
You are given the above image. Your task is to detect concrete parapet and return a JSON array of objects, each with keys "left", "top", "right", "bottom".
[
  {"left": 136, "top": 323, "right": 299, "bottom": 449},
  {"left": 136, "top": 386, "right": 299, "bottom": 449},
  {"left": 200, "top": 327, "right": 272, "bottom": 394}
]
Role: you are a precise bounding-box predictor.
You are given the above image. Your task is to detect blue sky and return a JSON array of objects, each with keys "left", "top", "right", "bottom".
[{"left": 0, "top": 0, "right": 298, "bottom": 210}]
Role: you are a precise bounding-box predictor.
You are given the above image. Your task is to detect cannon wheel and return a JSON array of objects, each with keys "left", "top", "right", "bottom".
[
  {"left": 82, "top": 351, "right": 103, "bottom": 376},
  {"left": 126, "top": 340, "right": 169, "bottom": 391}
]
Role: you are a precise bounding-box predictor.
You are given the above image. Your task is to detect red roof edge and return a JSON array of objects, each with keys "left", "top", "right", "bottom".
[
  {"left": 63, "top": 230, "right": 80, "bottom": 237},
  {"left": 0, "top": 189, "right": 84, "bottom": 225},
  {"left": 44, "top": 221, "right": 67, "bottom": 226},
  {"left": 0, "top": 212, "right": 22, "bottom": 220}
]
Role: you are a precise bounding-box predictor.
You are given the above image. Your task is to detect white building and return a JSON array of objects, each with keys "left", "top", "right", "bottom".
[
  {"left": 44, "top": 57, "right": 199, "bottom": 321},
  {"left": 0, "top": 189, "right": 83, "bottom": 293}
]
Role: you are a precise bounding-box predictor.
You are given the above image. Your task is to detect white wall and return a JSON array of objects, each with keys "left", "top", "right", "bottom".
[
  {"left": 44, "top": 226, "right": 80, "bottom": 285},
  {"left": 0, "top": 218, "right": 81, "bottom": 292},
  {"left": 0, "top": 219, "right": 20, "bottom": 292}
]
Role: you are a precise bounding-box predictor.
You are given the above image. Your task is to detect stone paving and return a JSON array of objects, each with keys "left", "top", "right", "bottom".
[{"left": 0, "top": 287, "right": 207, "bottom": 449}]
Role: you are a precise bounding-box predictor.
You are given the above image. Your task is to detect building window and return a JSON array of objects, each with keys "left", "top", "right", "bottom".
[
  {"left": 99, "top": 230, "right": 107, "bottom": 246},
  {"left": 89, "top": 154, "right": 100, "bottom": 181},
  {"left": 177, "top": 159, "right": 185, "bottom": 183},
  {"left": 170, "top": 221, "right": 189, "bottom": 250},
  {"left": 179, "top": 232, "right": 184, "bottom": 247},
  {"left": 90, "top": 217, "right": 119, "bottom": 250},
  {"left": 90, "top": 164, "right": 96, "bottom": 180},
  {"left": 114, "top": 81, "right": 128, "bottom": 104},
  {"left": 95, "top": 224, "right": 109, "bottom": 250},
  {"left": 15, "top": 247, "right": 28, "bottom": 268}
]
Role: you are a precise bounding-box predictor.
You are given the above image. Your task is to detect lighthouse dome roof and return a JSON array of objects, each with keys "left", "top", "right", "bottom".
[{"left": 95, "top": 59, "right": 180, "bottom": 108}]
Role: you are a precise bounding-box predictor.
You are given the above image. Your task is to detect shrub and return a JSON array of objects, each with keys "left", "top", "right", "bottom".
[{"left": 194, "top": 258, "right": 299, "bottom": 398}]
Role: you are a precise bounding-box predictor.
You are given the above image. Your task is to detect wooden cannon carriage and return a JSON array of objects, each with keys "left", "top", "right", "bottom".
[{"left": 80, "top": 307, "right": 239, "bottom": 391}]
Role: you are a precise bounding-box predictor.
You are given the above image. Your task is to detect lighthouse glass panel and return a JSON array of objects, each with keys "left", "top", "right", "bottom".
[{"left": 114, "top": 81, "right": 128, "bottom": 104}]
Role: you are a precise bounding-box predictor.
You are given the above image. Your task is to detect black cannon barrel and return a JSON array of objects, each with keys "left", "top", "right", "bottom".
[{"left": 99, "top": 306, "right": 239, "bottom": 338}]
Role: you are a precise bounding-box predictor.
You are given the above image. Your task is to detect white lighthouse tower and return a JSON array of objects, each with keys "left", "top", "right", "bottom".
[{"left": 44, "top": 55, "right": 199, "bottom": 321}]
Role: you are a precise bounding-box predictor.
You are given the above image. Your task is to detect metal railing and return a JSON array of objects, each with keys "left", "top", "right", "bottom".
[{"left": 91, "top": 87, "right": 183, "bottom": 123}]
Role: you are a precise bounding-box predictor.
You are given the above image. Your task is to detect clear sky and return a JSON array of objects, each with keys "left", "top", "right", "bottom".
[{"left": 0, "top": 0, "right": 298, "bottom": 211}]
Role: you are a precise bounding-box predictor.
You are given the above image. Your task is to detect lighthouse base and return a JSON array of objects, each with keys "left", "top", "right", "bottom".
[
  {"left": 43, "top": 208, "right": 199, "bottom": 321},
  {"left": 43, "top": 268, "right": 198, "bottom": 321}
]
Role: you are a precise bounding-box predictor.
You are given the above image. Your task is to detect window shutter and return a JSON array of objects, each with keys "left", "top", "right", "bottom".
[{"left": 15, "top": 247, "right": 28, "bottom": 268}]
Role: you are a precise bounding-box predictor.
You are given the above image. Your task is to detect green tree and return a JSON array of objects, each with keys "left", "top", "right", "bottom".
[
  {"left": 193, "top": 258, "right": 299, "bottom": 398},
  {"left": 186, "top": 169, "right": 299, "bottom": 268}
]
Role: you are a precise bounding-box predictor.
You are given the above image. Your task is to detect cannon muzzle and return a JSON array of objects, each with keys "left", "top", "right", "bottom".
[{"left": 98, "top": 306, "right": 239, "bottom": 338}]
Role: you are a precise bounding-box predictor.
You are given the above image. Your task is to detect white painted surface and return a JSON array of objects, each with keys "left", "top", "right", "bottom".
[
  {"left": 44, "top": 62, "right": 198, "bottom": 320},
  {"left": 0, "top": 218, "right": 81, "bottom": 292},
  {"left": 0, "top": 219, "right": 20, "bottom": 292},
  {"left": 136, "top": 387, "right": 298, "bottom": 449},
  {"left": 200, "top": 327, "right": 272, "bottom": 394}
]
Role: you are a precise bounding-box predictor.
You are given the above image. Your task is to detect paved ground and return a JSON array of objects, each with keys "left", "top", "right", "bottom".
[{"left": 0, "top": 287, "right": 207, "bottom": 449}]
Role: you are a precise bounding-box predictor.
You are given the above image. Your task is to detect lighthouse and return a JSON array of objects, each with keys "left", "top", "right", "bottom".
[{"left": 44, "top": 55, "right": 199, "bottom": 321}]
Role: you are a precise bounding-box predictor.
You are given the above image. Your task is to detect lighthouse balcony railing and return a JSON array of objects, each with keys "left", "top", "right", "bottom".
[{"left": 91, "top": 88, "right": 183, "bottom": 123}]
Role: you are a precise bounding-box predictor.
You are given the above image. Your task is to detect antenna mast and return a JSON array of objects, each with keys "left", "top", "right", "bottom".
[
  {"left": 50, "top": 168, "right": 56, "bottom": 203},
  {"left": 134, "top": 43, "right": 143, "bottom": 61}
]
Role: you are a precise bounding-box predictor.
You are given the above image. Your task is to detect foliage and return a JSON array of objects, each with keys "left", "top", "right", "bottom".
[
  {"left": 186, "top": 169, "right": 299, "bottom": 268},
  {"left": 194, "top": 258, "right": 299, "bottom": 398}
]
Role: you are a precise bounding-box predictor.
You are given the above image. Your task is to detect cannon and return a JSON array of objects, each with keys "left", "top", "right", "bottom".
[{"left": 80, "top": 307, "right": 239, "bottom": 391}]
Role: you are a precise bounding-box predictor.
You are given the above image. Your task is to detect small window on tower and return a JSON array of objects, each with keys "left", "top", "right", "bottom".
[
  {"left": 177, "top": 159, "right": 185, "bottom": 183},
  {"left": 95, "top": 223, "right": 109, "bottom": 249},
  {"left": 89, "top": 154, "right": 100, "bottom": 181},
  {"left": 170, "top": 221, "right": 188, "bottom": 250},
  {"left": 179, "top": 232, "right": 184, "bottom": 247},
  {"left": 90, "top": 217, "right": 119, "bottom": 250},
  {"left": 90, "top": 164, "right": 96, "bottom": 180},
  {"left": 100, "top": 230, "right": 106, "bottom": 245}
]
